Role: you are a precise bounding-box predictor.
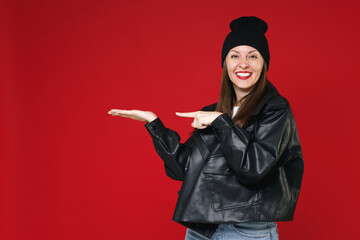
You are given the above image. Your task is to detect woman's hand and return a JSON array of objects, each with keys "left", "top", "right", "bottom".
[
  {"left": 108, "top": 109, "right": 158, "bottom": 123},
  {"left": 175, "top": 111, "right": 223, "bottom": 129}
]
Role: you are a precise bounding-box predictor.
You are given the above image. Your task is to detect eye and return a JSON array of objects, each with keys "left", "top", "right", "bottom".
[
  {"left": 230, "top": 54, "right": 239, "bottom": 59},
  {"left": 248, "top": 54, "right": 258, "bottom": 59}
]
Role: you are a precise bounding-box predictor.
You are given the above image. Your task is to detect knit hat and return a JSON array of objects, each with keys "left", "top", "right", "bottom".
[{"left": 221, "top": 16, "right": 270, "bottom": 70}]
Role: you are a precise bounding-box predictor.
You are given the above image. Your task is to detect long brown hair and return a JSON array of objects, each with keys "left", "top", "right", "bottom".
[{"left": 215, "top": 61, "right": 268, "bottom": 128}]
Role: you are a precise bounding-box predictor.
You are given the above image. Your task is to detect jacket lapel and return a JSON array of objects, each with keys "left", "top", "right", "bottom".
[{"left": 250, "top": 80, "right": 279, "bottom": 116}]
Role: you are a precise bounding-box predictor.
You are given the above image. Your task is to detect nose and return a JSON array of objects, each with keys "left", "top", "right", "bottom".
[{"left": 238, "top": 57, "right": 249, "bottom": 69}]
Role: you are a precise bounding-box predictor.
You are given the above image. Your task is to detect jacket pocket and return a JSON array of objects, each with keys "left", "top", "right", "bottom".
[{"left": 203, "top": 154, "right": 261, "bottom": 211}]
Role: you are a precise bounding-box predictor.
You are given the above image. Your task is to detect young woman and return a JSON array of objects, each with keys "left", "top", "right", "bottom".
[{"left": 108, "top": 16, "right": 304, "bottom": 240}]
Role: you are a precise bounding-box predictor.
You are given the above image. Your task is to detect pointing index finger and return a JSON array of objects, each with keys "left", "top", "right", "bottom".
[{"left": 175, "top": 111, "right": 199, "bottom": 118}]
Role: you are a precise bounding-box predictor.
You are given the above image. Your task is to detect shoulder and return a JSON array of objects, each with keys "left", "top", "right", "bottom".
[
  {"left": 262, "top": 81, "right": 290, "bottom": 112},
  {"left": 265, "top": 94, "right": 289, "bottom": 112},
  {"left": 199, "top": 102, "right": 217, "bottom": 111}
]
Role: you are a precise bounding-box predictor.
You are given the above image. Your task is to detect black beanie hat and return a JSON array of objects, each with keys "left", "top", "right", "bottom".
[{"left": 221, "top": 16, "right": 270, "bottom": 70}]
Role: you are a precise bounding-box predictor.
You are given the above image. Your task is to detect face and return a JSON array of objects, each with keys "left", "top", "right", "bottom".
[{"left": 225, "top": 45, "right": 264, "bottom": 100}]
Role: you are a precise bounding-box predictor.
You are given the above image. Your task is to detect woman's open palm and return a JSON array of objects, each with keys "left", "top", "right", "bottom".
[{"left": 108, "top": 109, "right": 157, "bottom": 123}]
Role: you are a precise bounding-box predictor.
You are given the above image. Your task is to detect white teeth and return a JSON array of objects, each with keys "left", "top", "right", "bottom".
[{"left": 236, "top": 72, "right": 251, "bottom": 77}]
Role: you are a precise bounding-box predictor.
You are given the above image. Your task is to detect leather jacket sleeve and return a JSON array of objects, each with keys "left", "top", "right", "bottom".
[
  {"left": 211, "top": 99, "right": 294, "bottom": 185},
  {"left": 145, "top": 118, "right": 193, "bottom": 181}
]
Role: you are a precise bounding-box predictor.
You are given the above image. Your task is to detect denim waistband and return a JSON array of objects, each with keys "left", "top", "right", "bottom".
[{"left": 232, "top": 221, "right": 277, "bottom": 229}]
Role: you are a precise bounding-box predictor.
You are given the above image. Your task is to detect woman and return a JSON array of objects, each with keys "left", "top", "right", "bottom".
[{"left": 108, "top": 16, "right": 303, "bottom": 240}]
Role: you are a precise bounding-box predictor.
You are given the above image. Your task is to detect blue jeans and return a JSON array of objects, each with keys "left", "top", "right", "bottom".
[{"left": 185, "top": 222, "right": 279, "bottom": 240}]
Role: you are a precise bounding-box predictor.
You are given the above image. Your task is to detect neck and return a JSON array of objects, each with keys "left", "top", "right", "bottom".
[{"left": 234, "top": 85, "right": 254, "bottom": 106}]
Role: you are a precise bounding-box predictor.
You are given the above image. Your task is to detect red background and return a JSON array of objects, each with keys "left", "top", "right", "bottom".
[{"left": 1, "top": 0, "right": 359, "bottom": 239}]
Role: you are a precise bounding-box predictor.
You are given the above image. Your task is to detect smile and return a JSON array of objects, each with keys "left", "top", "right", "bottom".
[{"left": 236, "top": 71, "right": 252, "bottom": 80}]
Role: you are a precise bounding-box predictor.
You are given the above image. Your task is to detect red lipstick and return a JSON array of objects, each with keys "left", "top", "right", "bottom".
[{"left": 236, "top": 71, "right": 252, "bottom": 80}]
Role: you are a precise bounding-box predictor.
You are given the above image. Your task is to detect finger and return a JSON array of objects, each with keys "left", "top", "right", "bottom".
[
  {"left": 175, "top": 111, "right": 199, "bottom": 118},
  {"left": 116, "top": 110, "right": 132, "bottom": 114},
  {"left": 109, "top": 110, "right": 120, "bottom": 116},
  {"left": 109, "top": 110, "right": 133, "bottom": 116},
  {"left": 115, "top": 112, "right": 136, "bottom": 118},
  {"left": 108, "top": 109, "right": 118, "bottom": 114},
  {"left": 197, "top": 118, "right": 201, "bottom": 129},
  {"left": 199, "top": 122, "right": 207, "bottom": 129},
  {"left": 108, "top": 111, "right": 135, "bottom": 118},
  {"left": 108, "top": 109, "right": 126, "bottom": 114}
]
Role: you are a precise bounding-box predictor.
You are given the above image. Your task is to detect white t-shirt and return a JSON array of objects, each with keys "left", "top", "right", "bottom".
[{"left": 232, "top": 106, "right": 240, "bottom": 118}]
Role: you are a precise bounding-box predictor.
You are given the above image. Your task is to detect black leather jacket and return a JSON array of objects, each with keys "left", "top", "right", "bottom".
[{"left": 145, "top": 81, "right": 304, "bottom": 238}]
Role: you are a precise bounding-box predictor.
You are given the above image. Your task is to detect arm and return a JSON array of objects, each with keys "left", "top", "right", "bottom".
[
  {"left": 211, "top": 99, "right": 292, "bottom": 185},
  {"left": 108, "top": 109, "right": 191, "bottom": 180},
  {"left": 145, "top": 118, "right": 194, "bottom": 181}
]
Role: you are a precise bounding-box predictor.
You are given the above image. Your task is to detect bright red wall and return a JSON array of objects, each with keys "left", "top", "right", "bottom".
[{"left": 1, "top": 0, "right": 359, "bottom": 239}]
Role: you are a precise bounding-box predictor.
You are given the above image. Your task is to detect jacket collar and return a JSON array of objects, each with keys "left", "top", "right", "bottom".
[{"left": 250, "top": 80, "right": 279, "bottom": 116}]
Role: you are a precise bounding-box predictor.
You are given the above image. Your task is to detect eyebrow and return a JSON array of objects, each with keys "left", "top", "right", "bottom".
[{"left": 230, "top": 50, "right": 258, "bottom": 54}]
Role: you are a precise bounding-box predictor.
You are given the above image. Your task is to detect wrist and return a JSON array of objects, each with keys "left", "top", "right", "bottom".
[
  {"left": 210, "top": 112, "right": 224, "bottom": 125},
  {"left": 147, "top": 114, "right": 158, "bottom": 123}
]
